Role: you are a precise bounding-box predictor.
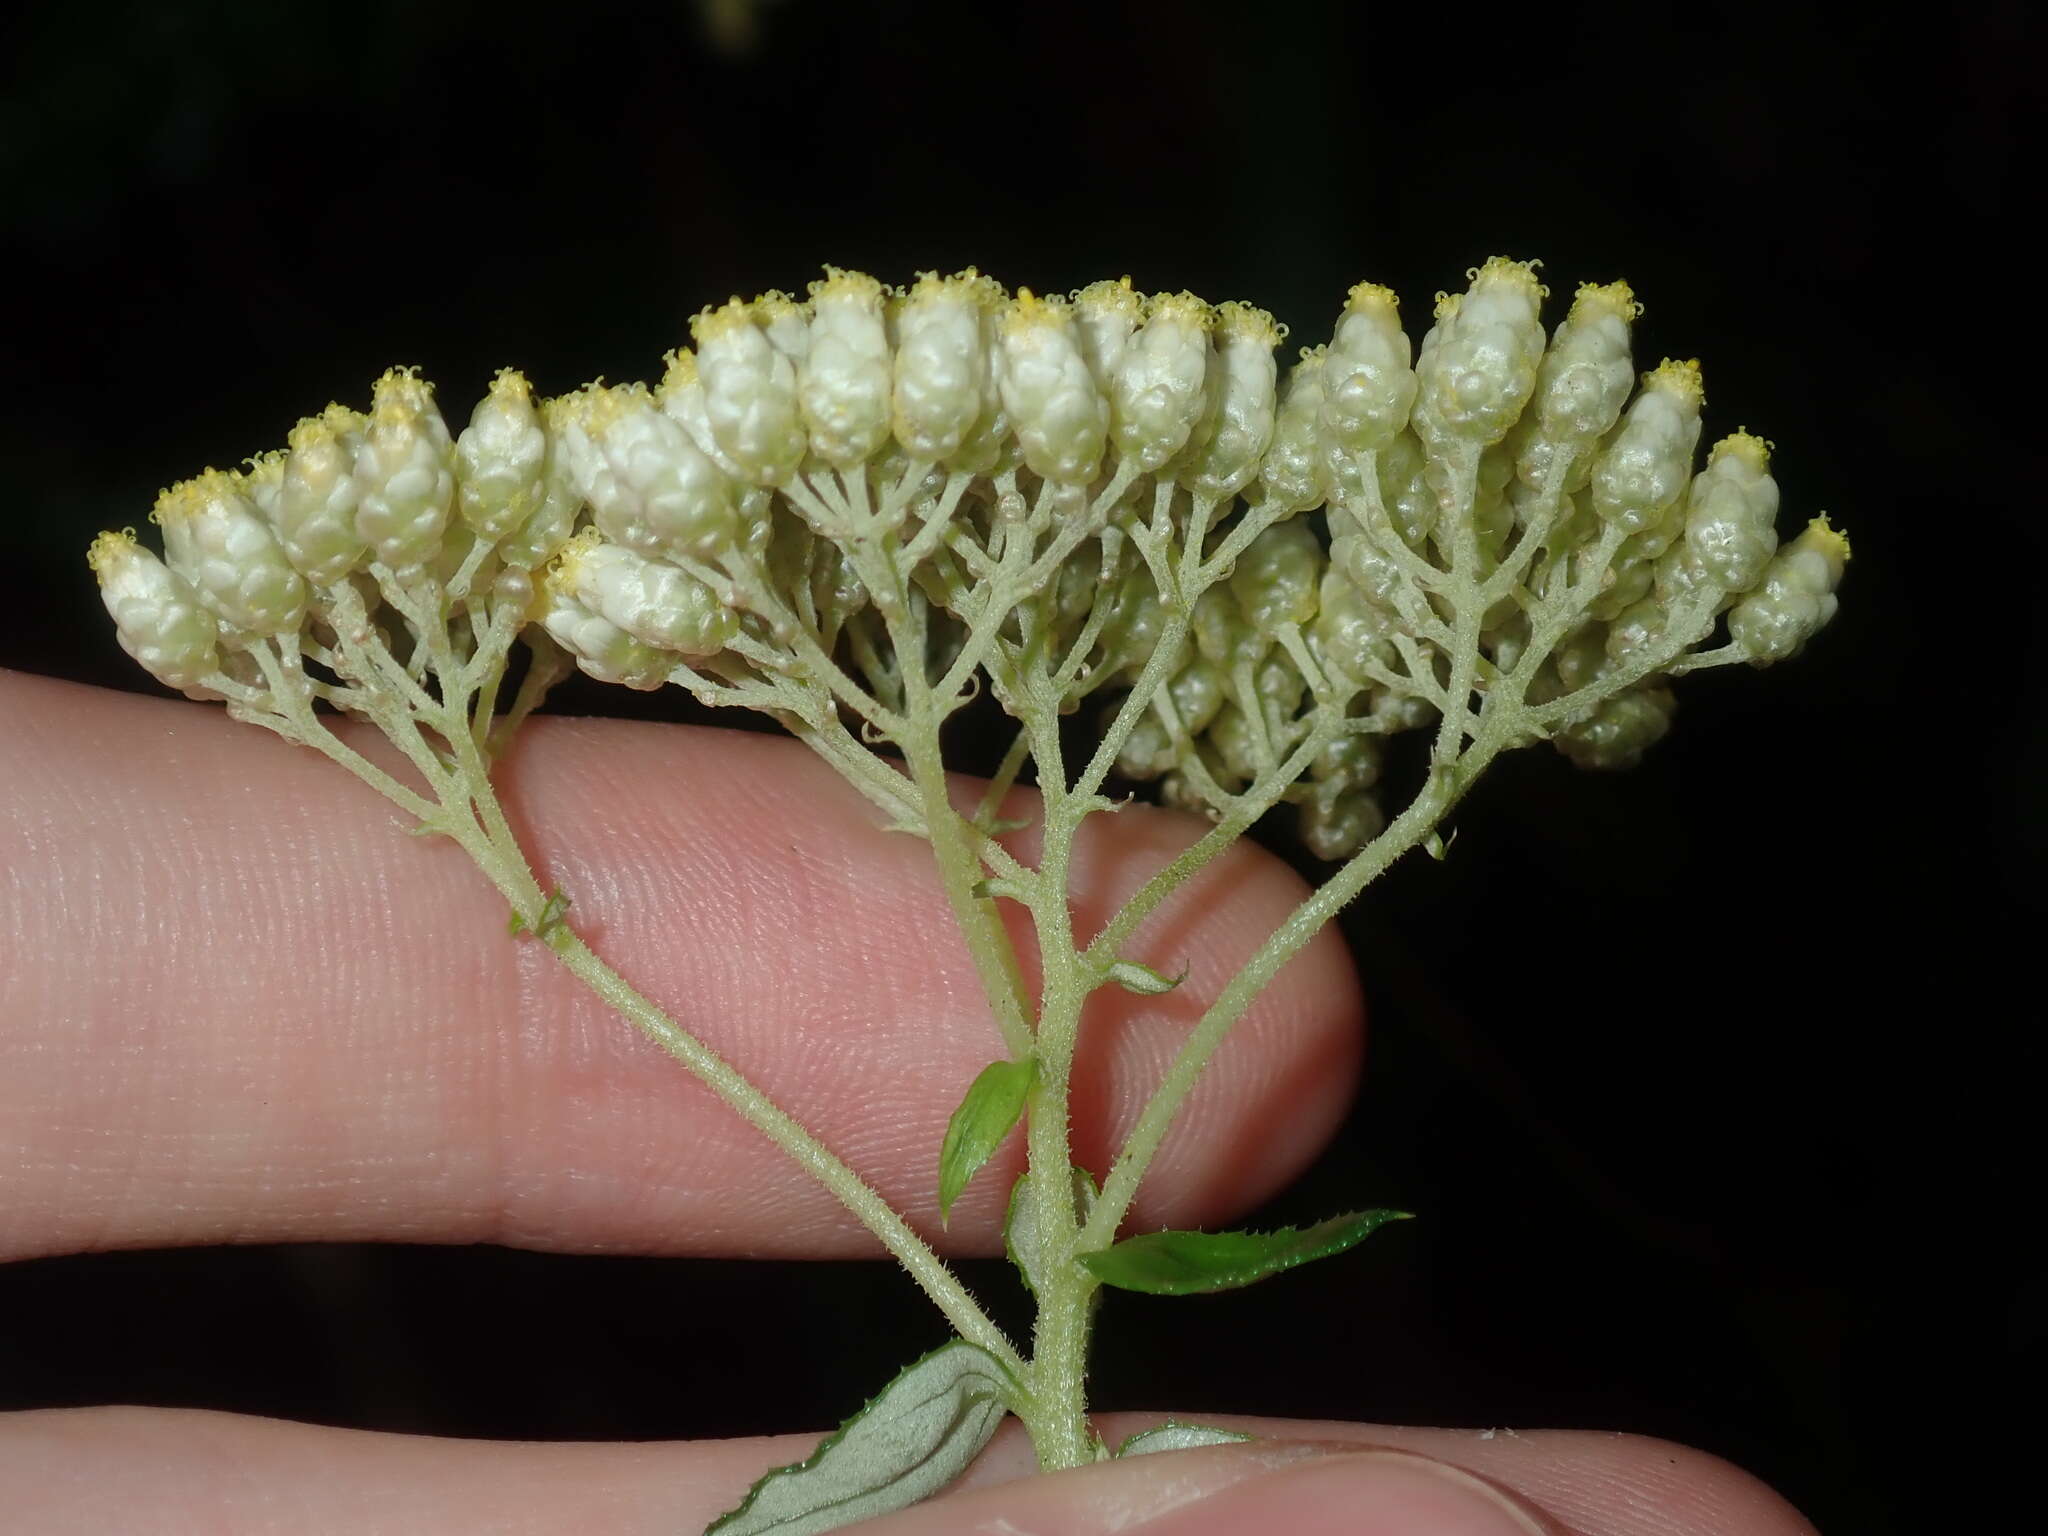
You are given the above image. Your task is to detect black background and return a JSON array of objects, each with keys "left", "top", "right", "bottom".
[{"left": 0, "top": 3, "right": 2032, "bottom": 1533}]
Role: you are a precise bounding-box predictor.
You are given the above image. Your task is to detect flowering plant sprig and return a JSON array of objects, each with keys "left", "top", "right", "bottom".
[{"left": 91, "top": 256, "right": 1846, "bottom": 1534}]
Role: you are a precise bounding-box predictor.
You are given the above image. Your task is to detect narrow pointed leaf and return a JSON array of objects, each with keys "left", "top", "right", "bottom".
[
  {"left": 706, "top": 1341, "right": 1014, "bottom": 1535},
  {"left": 1107, "top": 958, "right": 1186, "bottom": 996},
  {"left": 967, "top": 876, "right": 1028, "bottom": 902},
  {"left": 937, "top": 1057, "right": 1036, "bottom": 1224},
  {"left": 1115, "top": 1422, "right": 1256, "bottom": 1457},
  {"left": 1078, "top": 1210, "right": 1412, "bottom": 1296}
]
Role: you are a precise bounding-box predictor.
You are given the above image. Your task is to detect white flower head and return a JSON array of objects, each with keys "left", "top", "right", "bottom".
[
  {"left": 154, "top": 468, "right": 307, "bottom": 635},
  {"left": 1072, "top": 277, "right": 1143, "bottom": 388},
  {"left": 1518, "top": 279, "right": 1639, "bottom": 488},
  {"left": 800, "top": 268, "right": 893, "bottom": 469},
  {"left": 354, "top": 367, "right": 456, "bottom": 569},
  {"left": 456, "top": 369, "right": 550, "bottom": 543},
  {"left": 275, "top": 404, "right": 369, "bottom": 584},
  {"left": 1679, "top": 430, "right": 1781, "bottom": 595},
  {"left": 890, "top": 270, "right": 996, "bottom": 464},
  {"left": 1320, "top": 280, "right": 1417, "bottom": 455},
  {"left": 551, "top": 530, "right": 737, "bottom": 660},
  {"left": 692, "top": 297, "right": 808, "bottom": 486},
  {"left": 571, "top": 382, "right": 744, "bottom": 569},
  {"left": 536, "top": 548, "right": 676, "bottom": 690},
  {"left": 1415, "top": 257, "right": 1547, "bottom": 448},
  {"left": 89, "top": 528, "right": 221, "bottom": 694},
  {"left": 1256, "top": 347, "right": 1328, "bottom": 513},
  {"left": 1176, "top": 301, "right": 1281, "bottom": 501},
  {"left": 1591, "top": 358, "right": 1705, "bottom": 532},
  {"left": 1729, "top": 516, "right": 1850, "bottom": 664},
  {"left": 1110, "top": 290, "right": 1213, "bottom": 475},
  {"left": 996, "top": 288, "right": 1108, "bottom": 485}
]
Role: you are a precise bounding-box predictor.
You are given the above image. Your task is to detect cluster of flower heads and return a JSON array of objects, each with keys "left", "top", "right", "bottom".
[{"left": 93, "top": 259, "right": 1846, "bottom": 859}]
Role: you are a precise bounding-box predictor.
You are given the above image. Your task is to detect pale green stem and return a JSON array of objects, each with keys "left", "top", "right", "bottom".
[
  {"left": 461, "top": 766, "right": 1017, "bottom": 1370},
  {"left": 1082, "top": 740, "right": 1493, "bottom": 1250},
  {"left": 1430, "top": 445, "right": 1486, "bottom": 764},
  {"left": 486, "top": 633, "right": 571, "bottom": 758},
  {"left": 1083, "top": 713, "right": 1344, "bottom": 969},
  {"left": 1006, "top": 676, "right": 1102, "bottom": 1471},
  {"left": 545, "top": 921, "right": 1018, "bottom": 1369},
  {"left": 972, "top": 727, "right": 1034, "bottom": 829},
  {"left": 875, "top": 553, "right": 1037, "bottom": 1060},
  {"left": 1071, "top": 604, "right": 1194, "bottom": 805},
  {"left": 261, "top": 600, "right": 1027, "bottom": 1378}
]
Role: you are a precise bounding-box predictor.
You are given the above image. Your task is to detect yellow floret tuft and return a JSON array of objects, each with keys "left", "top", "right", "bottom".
[
  {"left": 1645, "top": 357, "right": 1705, "bottom": 407},
  {"left": 87, "top": 527, "right": 137, "bottom": 575},
  {"left": 583, "top": 380, "right": 646, "bottom": 437},
  {"left": 1216, "top": 300, "right": 1284, "bottom": 346},
  {"left": 286, "top": 402, "right": 364, "bottom": 455},
  {"left": 369, "top": 366, "right": 435, "bottom": 426},
  {"left": 1805, "top": 513, "right": 1852, "bottom": 564},
  {"left": 236, "top": 449, "right": 285, "bottom": 494},
  {"left": 1714, "top": 428, "right": 1774, "bottom": 468},
  {"left": 808, "top": 266, "right": 884, "bottom": 304},
  {"left": 1002, "top": 286, "right": 1072, "bottom": 335},
  {"left": 1074, "top": 275, "right": 1143, "bottom": 317},
  {"left": 659, "top": 348, "right": 698, "bottom": 393},
  {"left": 900, "top": 268, "right": 1002, "bottom": 312},
  {"left": 150, "top": 468, "right": 236, "bottom": 527},
  {"left": 752, "top": 289, "right": 807, "bottom": 325},
  {"left": 1469, "top": 255, "right": 1548, "bottom": 300},
  {"left": 1345, "top": 280, "right": 1399, "bottom": 315},
  {"left": 1145, "top": 290, "right": 1214, "bottom": 329},
  {"left": 545, "top": 526, "right": 604, "bottom": 591},
  {"left": 1573, "top": 279, "right": 1642, "bottom": 320},
  {"left": 691, "top": 297, "right": 757, "bottom": 343},
  {"left": 488, "top": 367, "right": 534, "bottom": 404}
]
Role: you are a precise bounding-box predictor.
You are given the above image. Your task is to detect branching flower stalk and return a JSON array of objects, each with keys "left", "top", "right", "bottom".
[{"left": 91, "top": 257, "right": 1847, "bottom": 1532}]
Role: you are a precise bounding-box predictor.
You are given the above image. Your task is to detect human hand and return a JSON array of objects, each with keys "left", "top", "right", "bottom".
[{"left": 0, "top": 670, "right": 1814, "bottom": 1535}]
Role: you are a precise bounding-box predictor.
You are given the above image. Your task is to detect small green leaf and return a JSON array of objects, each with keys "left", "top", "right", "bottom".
[
  {"left": 1115, "top": 1422, "right": 1255, "bottom": 1457},
  {"left": 1078, "top": 1210, "right": 1412, "bottom": 1296},
  {"left": 1003, "top": 1164, "right": 1099, "bottom": 1296},
  {"left": 967, "top": 876, "right": 1029, "bottom": 902},
  {"left": 509, "top": 887, "right": 572, "bottom": 939},
  {"left": 1107, "top": 958, "right": 1186, "bottom": 996},
  {"left": 937, "top": 1057, "right": 1036, "bottom": 1224},
  {"left": 707, "top": 1340, "right": 1014, "bottom": 1535}
]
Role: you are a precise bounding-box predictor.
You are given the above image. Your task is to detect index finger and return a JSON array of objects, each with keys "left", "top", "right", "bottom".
[{"left": 0, "top": 670, "right": 1361, "bottom": 1263}]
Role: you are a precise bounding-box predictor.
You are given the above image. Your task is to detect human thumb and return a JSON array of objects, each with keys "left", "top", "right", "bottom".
[{"left": 853, "top": 1441, "right": 1562, "bottom": 1534}]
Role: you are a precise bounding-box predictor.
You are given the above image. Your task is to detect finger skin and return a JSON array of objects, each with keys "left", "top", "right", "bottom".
[
  {"left": 0, "top": 670, "right": 1361, "bottom": 1261},
  {"left": 0, "top": 1406, "right": 1820, "bottom": 1536}
]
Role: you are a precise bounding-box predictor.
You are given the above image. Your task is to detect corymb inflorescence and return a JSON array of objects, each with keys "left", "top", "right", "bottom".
[
  {"left": 95, "top": 258, "right": 1845, "bottom": 860},
  {"left": 88, "top": 260, "right": 1846, "bottom": 1515}
]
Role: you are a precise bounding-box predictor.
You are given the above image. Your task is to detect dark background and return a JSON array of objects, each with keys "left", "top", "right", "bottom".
[{"left": 0, "top": 2, "right": 2032, "bottom": 1533}]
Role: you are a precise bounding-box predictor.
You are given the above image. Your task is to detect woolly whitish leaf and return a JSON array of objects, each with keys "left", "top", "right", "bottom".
[
  {"left": 706, "top": 1340, "right": 1015, "bottom": 1535},
  {"left": 1115, "top": 1422, "right": 1256, "bottom": 1457},
  {"left": 1003, "top": 1164, "right": 1099, "bottom": 1297}
]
